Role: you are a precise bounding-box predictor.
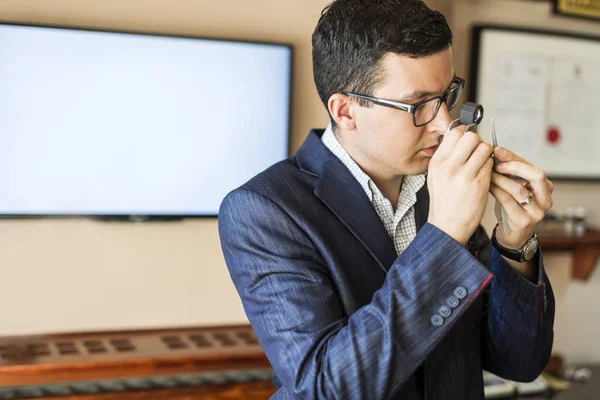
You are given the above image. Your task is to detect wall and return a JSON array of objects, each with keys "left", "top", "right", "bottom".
[
  {"left": 451, "top": 0, "right": 600, "bottom": 363},
  {"left": 0, "top": 0, "right": 331, "bottom": 336}
]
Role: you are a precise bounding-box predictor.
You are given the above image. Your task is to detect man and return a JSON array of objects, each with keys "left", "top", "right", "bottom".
[{"left": 218, "top": 0, "right": 555, "bottom": 398}]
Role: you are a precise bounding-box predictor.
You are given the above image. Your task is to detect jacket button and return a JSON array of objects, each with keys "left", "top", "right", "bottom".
[
  {"left": 454, "top": 287, "right": 467, "bottom": 299},
  {"left": 447, "top": 296, "right": 459, "bottom": 308},
  {"left": 431, "top": 315, "right": 444, "bottom": 327},
  {"left": 439, "top": 305, "right": 451, "bottom": 318}
]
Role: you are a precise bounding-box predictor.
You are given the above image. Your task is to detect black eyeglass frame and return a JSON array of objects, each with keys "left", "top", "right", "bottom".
[{"left": 341, "top": 77, "right": 466, "bottom": 127}]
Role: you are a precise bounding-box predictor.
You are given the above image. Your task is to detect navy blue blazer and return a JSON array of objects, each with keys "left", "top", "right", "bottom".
[{"left": 218, "top": 130, "right": 555, "bottom": 399}]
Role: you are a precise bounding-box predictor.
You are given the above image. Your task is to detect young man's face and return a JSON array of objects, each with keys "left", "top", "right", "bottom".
[{"left": 348, "top": 47, "right": 456, "bottom": 177}]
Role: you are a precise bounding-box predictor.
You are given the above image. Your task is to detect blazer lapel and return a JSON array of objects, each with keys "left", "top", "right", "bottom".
[
  {"left": 414, "top": 185, "right": 430, "bottom": 232},
  {"left": 296, "top": 130, "right": 398, "bottom": 273}
]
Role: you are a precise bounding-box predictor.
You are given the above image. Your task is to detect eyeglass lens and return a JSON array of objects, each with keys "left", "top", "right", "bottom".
[{"left": 414, "top": 82, "right": 463, "bottom": 126}]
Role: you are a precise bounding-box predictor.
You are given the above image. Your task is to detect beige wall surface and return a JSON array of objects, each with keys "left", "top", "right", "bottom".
[
  {"left": 0, "top": 0, "right": 331, "bottom": 336},
  {"left": 1, "top": 0, "right": 599, "bottom": 365}
]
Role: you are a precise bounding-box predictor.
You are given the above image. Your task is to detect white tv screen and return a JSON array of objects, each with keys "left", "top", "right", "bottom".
[{"left": 0, "top": 23, "right": 291, "bottom": 218}]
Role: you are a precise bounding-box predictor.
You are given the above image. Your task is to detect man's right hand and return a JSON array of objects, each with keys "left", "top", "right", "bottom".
[{"left": 426, "top": 126, "right": 494, "bottom": 245}]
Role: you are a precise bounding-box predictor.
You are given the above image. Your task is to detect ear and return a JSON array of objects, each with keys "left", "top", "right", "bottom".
[{"left": 328, "top": 93, "right": 357, "bottom": 130}]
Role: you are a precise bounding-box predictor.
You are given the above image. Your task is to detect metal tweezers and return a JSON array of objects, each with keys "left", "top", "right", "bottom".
[{"left": 491, "top": 118, "right": 511, "bottom": 235}]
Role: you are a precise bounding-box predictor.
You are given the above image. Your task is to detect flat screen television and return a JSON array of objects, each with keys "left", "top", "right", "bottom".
[{"left": 0, "top": 23, "right": 292, "bottom": 220}]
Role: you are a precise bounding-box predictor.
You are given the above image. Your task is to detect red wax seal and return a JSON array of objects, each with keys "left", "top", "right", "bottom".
[{"left": 547, "top": 126, "right": 560, "bottom": 145}]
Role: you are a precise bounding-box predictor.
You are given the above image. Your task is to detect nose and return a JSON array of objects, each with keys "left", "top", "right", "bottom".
[{"left": 427, "top": 102, "right": 453, "bottom": 133}]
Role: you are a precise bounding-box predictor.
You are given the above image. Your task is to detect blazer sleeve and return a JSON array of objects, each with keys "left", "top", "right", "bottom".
[
  {"left": 219, "top": 188, "right": 493, "bottom": 400},
  {"left": 471, "top": 226, "right": 555, "bottom": 382}
]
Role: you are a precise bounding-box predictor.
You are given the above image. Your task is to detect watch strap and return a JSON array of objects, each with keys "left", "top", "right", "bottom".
[{"left": 491, "top": 224, "right": 525, "bottom": 262}]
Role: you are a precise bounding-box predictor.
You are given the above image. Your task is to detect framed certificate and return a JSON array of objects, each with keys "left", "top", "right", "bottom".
[{"left": 470, "top": 25, "right": 600, "bottom": 181}]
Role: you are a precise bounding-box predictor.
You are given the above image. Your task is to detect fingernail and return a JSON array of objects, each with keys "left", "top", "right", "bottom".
[{"left": 497, "top": 162, "right": 506, "bottom": 168}]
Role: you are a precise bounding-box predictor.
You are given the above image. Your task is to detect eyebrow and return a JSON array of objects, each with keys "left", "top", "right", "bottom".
[{"left": 397, "top": 74, "right": 457, "bottom": 103}]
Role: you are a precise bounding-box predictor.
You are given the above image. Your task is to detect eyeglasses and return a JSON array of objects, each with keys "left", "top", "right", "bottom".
[{"left": 341, "top": 77, "right": 465, "bottom": 127}]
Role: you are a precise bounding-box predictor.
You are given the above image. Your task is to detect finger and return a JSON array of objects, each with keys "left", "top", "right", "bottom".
[
  {"left": 466, "top": 142, "right": 494, "bottom": 178},
  {"left": 491, "top": 172, "right": 546, "bottom": 222},
  {"left": 495, "top": 162, "right": 552, "bottom": 209},
  {"left": 435, "top": 124, "right": 467, "bottom": 161},
  {"left": 450, "top": 132, "right": 483, "bottom": 165},
  {"left": 492, "top": 172, "right": 546, "bottom": 223},
  {"left": 491, "top": 172, "right": 529, "bottom": 203},
  {"left": 474, "top": 154, "right": 494, "bottom": 186},
  {"left": 493, "top": 147, "right": 531, "bottom": 165},
  {"left": 490, "top": 186, "right": 543, "bottom": 241},
  {"left": 489, "top": 184, "right": 531, "bottom": 233}
]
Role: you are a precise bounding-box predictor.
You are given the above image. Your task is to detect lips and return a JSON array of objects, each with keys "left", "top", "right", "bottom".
[{"left": 422, "top": 146, "right": 438, "bottom": 156}]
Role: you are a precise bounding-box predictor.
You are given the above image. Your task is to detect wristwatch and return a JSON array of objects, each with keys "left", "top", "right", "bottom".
[{"left": 491, "top": 224, "right": 539, "bottom": 262}]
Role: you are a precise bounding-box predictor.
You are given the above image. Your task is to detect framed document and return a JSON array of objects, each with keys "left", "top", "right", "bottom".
[
  {"left": 553, "top": 0, "right": 600, "bottom": 22},
  {"left": 469, "top": 25, "right": 600, "bottom": 181}
]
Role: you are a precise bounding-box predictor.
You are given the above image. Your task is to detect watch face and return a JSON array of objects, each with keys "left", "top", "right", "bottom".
[{"left": 523, "top": 237, "right": 539, "bottom": 261}]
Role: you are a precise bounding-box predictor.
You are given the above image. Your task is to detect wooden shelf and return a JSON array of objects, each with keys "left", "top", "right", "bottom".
[{"left": 538, "top": 228, "right": 600, "bottom": 281}]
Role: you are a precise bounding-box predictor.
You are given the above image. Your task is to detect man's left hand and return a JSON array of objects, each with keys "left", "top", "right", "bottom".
[{"left": 489, "top": 147, "right": 554, "bottom": 251}]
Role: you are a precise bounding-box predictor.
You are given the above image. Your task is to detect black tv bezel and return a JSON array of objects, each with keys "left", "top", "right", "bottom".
[{"left": 0, "top": 21, "right": 294, "bottom": 221}]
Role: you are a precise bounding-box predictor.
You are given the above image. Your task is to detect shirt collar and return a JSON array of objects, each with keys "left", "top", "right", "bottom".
[{"left": 321, "top": 123, "right": 426, "bottom": 203}]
